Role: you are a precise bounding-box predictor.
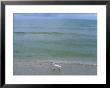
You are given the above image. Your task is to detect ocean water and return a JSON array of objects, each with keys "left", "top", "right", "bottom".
[{"left": 13, "top": 16, "right": 97, "bottom": 64}]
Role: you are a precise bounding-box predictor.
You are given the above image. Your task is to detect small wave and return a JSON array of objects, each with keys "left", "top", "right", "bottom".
[
  {"left": 14, "top": 59, "right": 97, "bottom": 66},
  {"left": 48, "top": 60, "right": 97, "bottom": 66},
  {"left": 26, "top": 59, "right": 97, "bottom": 66},
  {"left": 14, "top": 32, "right": 96, "bottom": 37},
  {"left": 14, "top": 32, "right": 64, "bottom": 35}
]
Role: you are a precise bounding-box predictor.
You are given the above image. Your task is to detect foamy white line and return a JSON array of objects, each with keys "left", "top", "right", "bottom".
[{"left": 14, "top": 59, "right": 97, "bottom": 66}]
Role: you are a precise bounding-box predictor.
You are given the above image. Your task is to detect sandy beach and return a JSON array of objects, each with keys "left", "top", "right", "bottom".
[{"left": 13, "top": 59, "right": 97, "bottom": 75}]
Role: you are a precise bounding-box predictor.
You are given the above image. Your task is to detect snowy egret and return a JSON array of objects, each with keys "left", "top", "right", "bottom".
[{"left": 50, "top": 62, "right": 62, "bottom": 71}]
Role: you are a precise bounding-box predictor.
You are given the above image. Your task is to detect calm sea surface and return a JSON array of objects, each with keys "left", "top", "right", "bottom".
[{"left": 14, "top": 18, "right": 97, "bottom": 64}]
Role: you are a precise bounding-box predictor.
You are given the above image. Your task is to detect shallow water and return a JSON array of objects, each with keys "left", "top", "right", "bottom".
[{"left": 13, "top": 15, "right": 97, "bottom": 65}]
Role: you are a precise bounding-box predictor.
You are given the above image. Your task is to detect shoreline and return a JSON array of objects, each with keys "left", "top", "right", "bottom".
[
  {"left": 14, "top": 59, "right": 97, "bottom": 65},
  {"left": 13, "top": 59, "right": 97, "bottom": 75}
]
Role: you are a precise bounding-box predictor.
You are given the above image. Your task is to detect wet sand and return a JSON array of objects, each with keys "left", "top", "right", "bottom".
[{"left": 13, "top": 59, "right": 97, "bottom": 75}]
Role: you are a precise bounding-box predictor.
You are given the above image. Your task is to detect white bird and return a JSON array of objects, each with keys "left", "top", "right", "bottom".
[{"left": 50, "top": 62, "right": 62, "bottom": 71}]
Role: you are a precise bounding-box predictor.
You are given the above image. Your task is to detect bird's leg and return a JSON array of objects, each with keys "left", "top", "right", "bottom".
[
  {"left": 52, "top": 67, "right": 55, "bottom": 71},
  {"left": 53, "top": 68, "right": 55, "bottom": 71},
  {"left": 57, "top": 68, "right": 60, "bottom": 72}
]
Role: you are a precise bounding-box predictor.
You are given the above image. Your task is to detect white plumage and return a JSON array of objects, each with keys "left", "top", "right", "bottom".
[{"left": 50, "top": 62, "right": 62, "bottom": 71}]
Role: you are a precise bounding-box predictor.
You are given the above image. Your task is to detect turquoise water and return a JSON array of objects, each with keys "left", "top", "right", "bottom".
[{"left": 13, "top": 15, "right": 97, "bottom": 64}]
